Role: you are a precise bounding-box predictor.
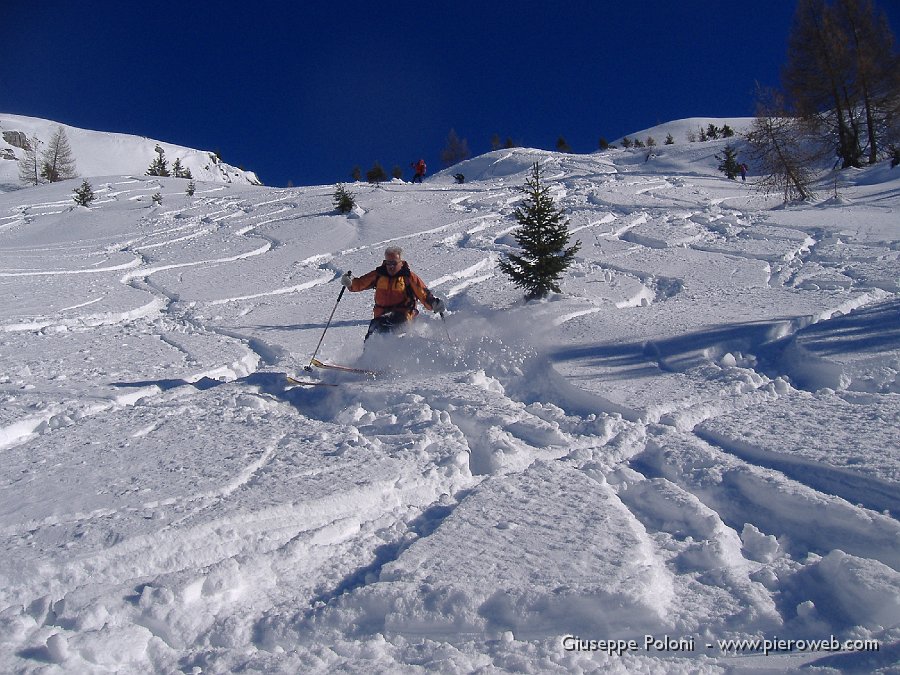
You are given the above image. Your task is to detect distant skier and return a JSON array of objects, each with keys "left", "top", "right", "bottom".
[
  {"left": 411, "top": 159, "right": 427, "bottom": 183},
  {"left": 341, "top": 246, "right": 445, "bottom": 339},
  {"left": 740, "top": 163, "right": 748, "bottom": 181}
]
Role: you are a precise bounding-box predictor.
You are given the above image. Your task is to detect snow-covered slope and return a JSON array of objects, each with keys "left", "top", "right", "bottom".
[
  {"left": 622, "top": 116, "right": 756, "bottom": 144},
  {"left": 0, "top": 134, "right": 898, "bottom": 673},
  {"left": 0, "top": 113, "right": 261, "bottom": 191}
]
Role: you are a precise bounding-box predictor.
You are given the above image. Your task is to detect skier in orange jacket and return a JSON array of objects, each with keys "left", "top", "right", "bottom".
[{"left": 341, "top": 246, "right": 445, "bottom": 339}]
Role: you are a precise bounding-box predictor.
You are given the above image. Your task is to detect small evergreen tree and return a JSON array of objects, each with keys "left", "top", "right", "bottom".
[
  {"left": 716, "top": 144, "right": 741, "bottom": 179},
  {"left": 498, "top": 163, "right": 581, "bottom": 300},
  {"left": 598, "top": 137, "right": 610, "bottom": 150},
  {"left": 351, "top": 166, "right": 362, "bottom": 181},
  {"left": 491, "top": 133, "right": 502, "bottom": 151},
  {"left": 706, "top": 123, "right": 720, "bottom": 140},
  {"left": 621, "top": 136, "right": 633, "bottom": 148},
  {"left": 73, "top": 179, "right": 95, "bottom": 206},
  {"left": 646, "top": 136, "right": 656, "bottom": 147},
  {"left": 172, "top": 158, "right": 193, "bottom": 179},
  {"left": 332, "top": 183, "right": 356, "bottom": 213},
  {"left": 555, "top": 136, "right": 572, "bottom": 152},
  {"left": 665, "top": 133, "right": 675, "bottom": 145},
  {"left": 365, "top": 162, "right": 387, "bottom": 184},
  {"left": 722, "top": 124, "right": 735, "bottom": 138},
  {"left": 186, "top": 180, "right": 196, "bottom": 196},
  {"left": 151, "top": 192, "right": 163, "bottom": 205},
  {"left": 147, "top": 145, "right": 170, "bottom": 176}
]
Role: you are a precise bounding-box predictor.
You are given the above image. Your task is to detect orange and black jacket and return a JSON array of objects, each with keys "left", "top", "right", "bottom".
[{"left": 349, "top": 262, "right": 437, "bottom": 320}]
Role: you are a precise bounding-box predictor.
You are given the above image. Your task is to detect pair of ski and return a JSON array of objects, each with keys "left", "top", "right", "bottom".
[{"left": 285, "top": 358, "right": 379, "bottom": 387}]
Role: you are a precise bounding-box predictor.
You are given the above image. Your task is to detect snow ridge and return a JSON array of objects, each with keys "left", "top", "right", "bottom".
[{"left": 0, "top": 113, "right": 261, "bottom": 190}]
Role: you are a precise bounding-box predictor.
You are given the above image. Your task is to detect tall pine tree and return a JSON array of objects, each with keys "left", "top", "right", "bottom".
[{"left": 499, "top": 163, "right": 581, "bottom": 300}]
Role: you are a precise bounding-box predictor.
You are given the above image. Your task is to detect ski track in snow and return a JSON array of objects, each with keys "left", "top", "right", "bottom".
[{"left": 1, "top": 144, "right": 899, "bottom": 673}]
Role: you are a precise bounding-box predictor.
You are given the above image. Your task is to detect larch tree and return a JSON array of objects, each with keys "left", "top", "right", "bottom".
[
  {"left": 783, "top": 0, "right": 900, "bottom": 168},
  {"left": 40, "top": 127, "right": 77, "bottom": 182},
  {"left": 834, "top": 0, "right": 900, "bottom": 164},
  {"left": 783, "top": 0, "right": 860, "bottom": 168},
  {"left": 17, "top": 136, "right": 41, "bottom": 185},
  {"left": 746, "top": 89, "right": 817, "bottom": 202},
  {"left": 440, "top": 129, "right": 470, "bottom": 167}
]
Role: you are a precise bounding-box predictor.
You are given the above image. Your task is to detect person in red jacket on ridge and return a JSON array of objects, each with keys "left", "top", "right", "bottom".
[
  {"left": 341, "top": 246, "right": 445, "bottom": 339},
  {"left": 411, "top": 158, "right": 426, "bottom": 183}
]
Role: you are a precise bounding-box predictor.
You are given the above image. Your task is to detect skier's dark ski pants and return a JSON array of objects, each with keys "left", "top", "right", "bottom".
[{"left": 364, "top": 311, "right": 412, "bottom": 340}]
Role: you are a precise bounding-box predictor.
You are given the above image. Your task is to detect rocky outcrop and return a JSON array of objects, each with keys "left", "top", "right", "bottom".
[{"left": 2, "top": 131, "right": 31, "bottom": 150}]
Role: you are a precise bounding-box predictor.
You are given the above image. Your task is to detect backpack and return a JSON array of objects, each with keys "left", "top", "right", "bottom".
[{"left": 374, "top": 264, "right": 418, "bottom": 314}]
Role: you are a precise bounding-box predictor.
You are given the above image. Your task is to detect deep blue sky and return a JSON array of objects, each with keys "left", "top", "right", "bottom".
[{"left": 4, "top": 1, "right": 899, "bottom": 187}]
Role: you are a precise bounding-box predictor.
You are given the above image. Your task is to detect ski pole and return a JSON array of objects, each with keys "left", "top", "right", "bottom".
[
  {"left": 440, "top": 311, "right": 452, "bottom": 342},
  {"left": 305, "top": 273, "right": 349, "bottom": 371}
]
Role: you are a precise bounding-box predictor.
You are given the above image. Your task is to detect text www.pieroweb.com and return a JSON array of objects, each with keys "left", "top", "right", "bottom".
[{"left": 561, "top": 634, "right": 880, "bottom": 657}]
